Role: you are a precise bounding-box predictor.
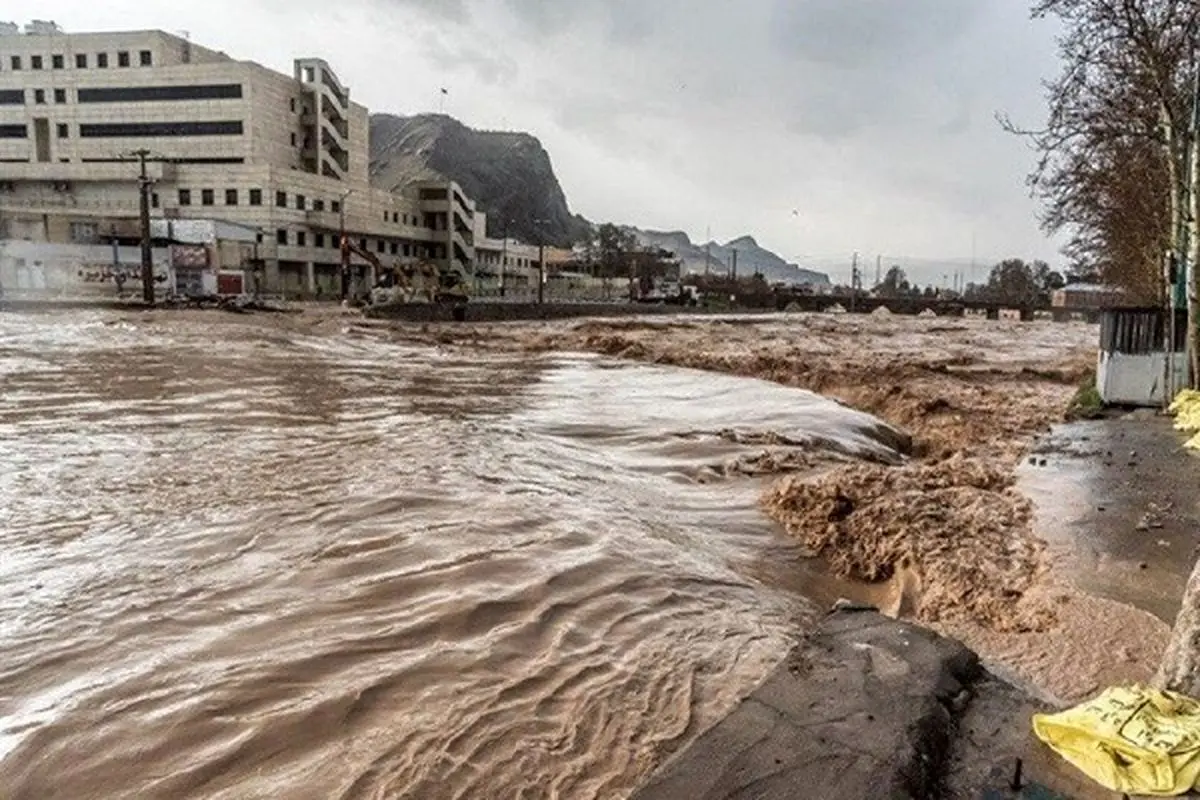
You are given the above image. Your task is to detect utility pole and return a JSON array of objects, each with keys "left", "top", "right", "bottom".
[
  {"left": 538, "top": 240, "right": 546, "bottom": 304},
  {"left": 131, "top": 149, "right": 154, "bottom": 305},
  {"left": 875, "top": 254, "right": 882, "bottom": 288},
  {"left": 500, "top": 218, "right": 508, "bottom": 299},
  {"left": 339, "top": 201, "right": 348, "bottom": 301},
  {"left": 850, "top": 252, "right": 861, "bottom": 314},
  {"left": 534, "top": 217, "right": 548, "bottom": 305},
  {"left": 731, "top": 248, "right": 738, "bottom": 281},
  {"left": 704, "top": 224, "right": 712, "bottom": 276}
]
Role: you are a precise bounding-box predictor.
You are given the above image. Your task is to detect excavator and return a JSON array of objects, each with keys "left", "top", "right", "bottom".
[{"left": 339, "top": 235, "right": 470, "bottom": 308}]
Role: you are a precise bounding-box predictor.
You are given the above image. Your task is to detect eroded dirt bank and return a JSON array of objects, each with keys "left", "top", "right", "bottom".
[{"left": 380, "top": 312, "right": 1168, "bottom": 701}]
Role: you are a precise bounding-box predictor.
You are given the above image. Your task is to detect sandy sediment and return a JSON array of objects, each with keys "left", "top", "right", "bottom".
[
  {"left": 369, "top": 312, "right": 1167, "bottom": 699},
  {"left": 761, "top": 456, "right": 1052, "bottom": 632}
]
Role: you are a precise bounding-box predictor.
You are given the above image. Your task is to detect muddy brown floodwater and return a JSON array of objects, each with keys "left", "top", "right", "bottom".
[
  {"left": 399, "top": 312, "right": 1176, "bottom": 703},
  {"left": 1, "top": 308, "right": 1176, "bottom": 799},
  {"left": 0, "top": 309, "right": 911, "bottom": 800}
]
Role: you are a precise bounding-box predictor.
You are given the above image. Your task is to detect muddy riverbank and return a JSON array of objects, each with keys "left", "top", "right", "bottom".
[
  {"left": 1, "top": 306, "right": 1184, "bottom": 798},
  {"left": 1, "top": 308, "right": 909, "bottom": 799},
  {"left": 375, "top": 312, "right": 1174, "bottom": 702}
]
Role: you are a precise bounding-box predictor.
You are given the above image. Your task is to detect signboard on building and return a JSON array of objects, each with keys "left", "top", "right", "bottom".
[{"left": 170, "top": 245, "right": 209, "bottom": 269}]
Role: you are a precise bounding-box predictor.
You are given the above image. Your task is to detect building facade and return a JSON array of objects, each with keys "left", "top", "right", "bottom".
[
  {"left": 0, "top": 21, "right": 476, "bottom": 298},
  {"left": 1051, "top": 282, "right": 1125, "bottom": 311}
]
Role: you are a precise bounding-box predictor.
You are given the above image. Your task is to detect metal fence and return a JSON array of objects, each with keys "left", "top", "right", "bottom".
[{"left": 1098, "top": 307, "right": 1188, "bottom": 355}]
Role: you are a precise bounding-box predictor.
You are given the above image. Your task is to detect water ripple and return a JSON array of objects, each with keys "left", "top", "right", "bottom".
[{"left": 0, "top": 310, "right": 899, "bottom": 798}]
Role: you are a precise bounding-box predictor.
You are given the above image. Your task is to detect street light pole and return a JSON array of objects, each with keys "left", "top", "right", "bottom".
[
  {"left": 534, "top": 218, "right": 550, "bottom": 304},
  {"left": 338, "top": 188, "right": 353, "bottom": 301},
  {"left": 500, "top": 218, "right": 508, "bottom": 299}
]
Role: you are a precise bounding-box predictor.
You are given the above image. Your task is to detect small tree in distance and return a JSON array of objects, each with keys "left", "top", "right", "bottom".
[{"left": 876, "top": 266, "right": 911, "bottom": 298}]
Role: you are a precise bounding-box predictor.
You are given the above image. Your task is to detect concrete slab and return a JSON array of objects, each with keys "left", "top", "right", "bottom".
[{"left": 633, "top": 610, "right": 1115, "bottom": 800}]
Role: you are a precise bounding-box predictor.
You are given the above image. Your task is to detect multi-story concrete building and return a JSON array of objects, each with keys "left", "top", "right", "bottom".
[
  {"left": 0, "top": 21, "right": 476, "bottom": 297},
  {"left": 471, "top": 210, "right": 543, "bottom": 299}
]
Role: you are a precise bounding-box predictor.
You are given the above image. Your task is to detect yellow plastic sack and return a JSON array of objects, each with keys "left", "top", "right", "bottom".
[
  {"left": 1170, "top": 389, "right": 1200, "bottom": 434},
  {"left": 1167, "top": 390, "right": 1200, "bottom": 449},
  {"left": 1033, "top": 685, "right": 1200, "bottom": 796}
]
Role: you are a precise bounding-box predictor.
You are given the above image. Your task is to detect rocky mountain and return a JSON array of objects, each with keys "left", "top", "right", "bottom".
[
  {"left": 368, "top": 113, "right": 591, "bottom": 247},
  {"left": 634, "top": 230, "right": 830, "bottom": 286},
  {"left": 368, "top": 113, "right": 826, "bottom": 285}
]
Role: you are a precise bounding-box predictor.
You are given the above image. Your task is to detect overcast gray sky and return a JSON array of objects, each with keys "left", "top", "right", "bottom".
[{"left": 8, "top": 0, "right": 1063, "bottom": 282}]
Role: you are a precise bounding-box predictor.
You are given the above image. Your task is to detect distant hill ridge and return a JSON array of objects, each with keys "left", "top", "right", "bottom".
[{"left": 634, "top": 229, "right": 830, "bottom": 286}]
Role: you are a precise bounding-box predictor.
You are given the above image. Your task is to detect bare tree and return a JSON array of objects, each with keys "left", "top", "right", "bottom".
[{"left": 1003, "top": 0, "right": 1198, "bottom": 339}]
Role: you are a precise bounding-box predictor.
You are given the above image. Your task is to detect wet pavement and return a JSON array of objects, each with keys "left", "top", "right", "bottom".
[{"left": 1022, "top": 414, "right": 1200, "bottom": 624}]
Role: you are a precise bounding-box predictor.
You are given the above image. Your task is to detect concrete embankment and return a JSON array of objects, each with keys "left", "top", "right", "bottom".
[
  {"left": 363, "top": 301, "right": 724, "bottom": 323},
  {"left": 635, "top": 609, "right": 1104, "bottom": 800}
]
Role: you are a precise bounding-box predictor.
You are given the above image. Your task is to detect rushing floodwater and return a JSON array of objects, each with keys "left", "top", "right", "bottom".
[{"left": 0, "top": 310, "right": 901, "bottom": 799}]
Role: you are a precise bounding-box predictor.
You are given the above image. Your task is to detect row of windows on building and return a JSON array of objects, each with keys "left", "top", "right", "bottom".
[
  {"left": 269, "top": 228, "right": 440, "bottom": 259},
  {"left": 0, "top": 120, "right": 244, "bottom": 140},
  {"left": 479, "top": 253, "right": 538, "bottom": 269},
  {"left": 60, "top": 218, "right": 440, "bottom": 260},
  {"left": 172, "top": 187, "right": 337, "bottom": 211},
  {"left": 3, "top": 50, "right": 153, "bottom": 72},
  {"left": 168, "top": 186, "right": 428, "bottom": 228},
  {"left": 0, "top": 84, "right": 244, "bottom": 106},
  {"left": 381, "top": 209, "right": 422, "bottom": 226}
]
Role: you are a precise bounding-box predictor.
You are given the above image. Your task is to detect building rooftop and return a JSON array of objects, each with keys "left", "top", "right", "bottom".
[{"left": 1060, "top": 282, "right": 1122, "bottom": 293}]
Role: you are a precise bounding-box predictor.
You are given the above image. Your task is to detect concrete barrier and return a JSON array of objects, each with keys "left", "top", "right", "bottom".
[{"left": 363, "top": 301, "right": 714, "bottom": 323}]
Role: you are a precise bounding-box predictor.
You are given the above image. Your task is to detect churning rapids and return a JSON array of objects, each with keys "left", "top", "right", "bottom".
[{"left": 0, "top": 310, "right": 903, "bottom": 800}]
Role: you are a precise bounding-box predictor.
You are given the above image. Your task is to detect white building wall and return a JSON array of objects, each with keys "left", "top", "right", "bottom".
[
  {"left": 346, "top": 102, "right": 370, "bottom": 183},
  {"left": 0, "top": 23, "right": 479, "bottom": 297},
  {"left": 245, "top": 63, "right": 307, "bottom": 173},
  {"left": 0, "top": 238, "right": 171, "bottom": 297}
]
